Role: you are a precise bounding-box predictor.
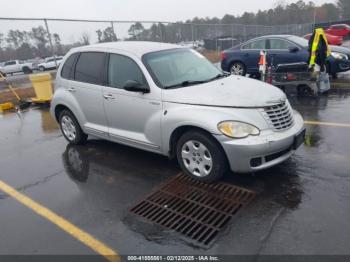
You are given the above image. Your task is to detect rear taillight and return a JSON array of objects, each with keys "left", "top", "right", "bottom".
[{"left": 220, "top": 52, "right": 227, "bottom": 61}]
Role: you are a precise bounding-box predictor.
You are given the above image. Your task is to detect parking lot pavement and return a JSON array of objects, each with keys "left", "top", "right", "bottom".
[{"left": 1, "top": 89, "right": 350, "bottom": 259}]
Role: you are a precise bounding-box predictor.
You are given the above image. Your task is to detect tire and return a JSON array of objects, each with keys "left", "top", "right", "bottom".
[
  {"left": 22, "top": 67, "right": 32, "bottom": 74},
  {"left": 325, "top": 63, "right": 337, "bottom": 79},
  {"left": 297, "top": 84, "right": 312, "bottom": 96},
  {"left": 176, "top": 130, "right": 228, "bottom": 182},
  {"left": 59, "top": 110, "right": 87, "bottom": 145},
  {"left": 230, "top": 61, "right": 246, "bottom": 76},
  {"left": 39, "top": 66, "right": 45, "bottom": 72},
  {"left": 0, "top": 71, "right": 5, "bottom": 77}
]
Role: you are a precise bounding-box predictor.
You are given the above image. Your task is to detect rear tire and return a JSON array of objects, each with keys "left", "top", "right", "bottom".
[
  {"left": 176, "top": 130, "right": 227, "bottom": 182},
  {"left": 59, "top": 110, "right": 87, "bottom": 145},
  {"left": 230, "top": 62, "right": 247, "bottom": 76},
  {"left": 22, "top": 67, "right": 32, "bottom": 74},
  {"left": 39, "top": 66, "right": 45, "bottom": 72}
]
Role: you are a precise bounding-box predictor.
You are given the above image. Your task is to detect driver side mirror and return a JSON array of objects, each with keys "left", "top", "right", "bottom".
[
  {"left": 123, "top": 80, "right": 150, "bottom": 93},
  {"left": 289, "top": 46, "right": 299, "bottom": 53}
]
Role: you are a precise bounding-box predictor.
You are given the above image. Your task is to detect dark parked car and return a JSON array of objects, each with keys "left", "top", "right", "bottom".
[{"left": 221, "top": 35, "right": 350, "bottom": 78}]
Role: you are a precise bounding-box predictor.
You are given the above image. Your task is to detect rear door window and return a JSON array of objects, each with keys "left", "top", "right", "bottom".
[
  {"left": 5, "top": 61, "right": 16, "bottom": 66},
  {"left": 242, "top": 39, "right": 266, "bottom": 50},
  {"left": 74, "top": 52, "right": 106, "bottom": 85},
  {"left": 268, "top": 39, "right": 296, "bottom": 50},
  {"left": 61, "top": 53, "right": 79, "bottom": 79}
]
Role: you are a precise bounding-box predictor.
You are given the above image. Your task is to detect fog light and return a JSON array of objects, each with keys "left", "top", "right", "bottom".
[{"left": 250, "top": 157, "right": 262, "bottom": 167}]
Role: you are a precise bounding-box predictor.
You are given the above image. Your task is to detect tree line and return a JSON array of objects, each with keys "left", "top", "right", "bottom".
[{"left": 0, "top": 0, "right": 349, "bottom": 61}]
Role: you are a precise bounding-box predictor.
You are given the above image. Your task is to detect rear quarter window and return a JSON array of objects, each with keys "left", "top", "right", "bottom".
[{"left": 61, "top": 53, "right": 79, "bottom": 80}]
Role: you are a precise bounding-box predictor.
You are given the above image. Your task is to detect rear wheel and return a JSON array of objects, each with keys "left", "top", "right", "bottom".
[
  {"left": 59, "top": 110, "right": 87, "bottom": 145},
  {"left": 176, "top": 131, "right": 227, "bottom": 182},
  {"left": 22, "top": 67, "right": 32, "bottom": 74},
  {"left": 230, "top": 62, "right": 246, "bottom": 76},
  {"left": 39, "top": 66, "right": 45, "bottom": 72}
]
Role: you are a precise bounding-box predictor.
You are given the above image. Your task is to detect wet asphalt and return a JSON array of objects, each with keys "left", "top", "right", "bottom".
[{"left": 0, "top": 87, "right": 350, "bottom": 258}]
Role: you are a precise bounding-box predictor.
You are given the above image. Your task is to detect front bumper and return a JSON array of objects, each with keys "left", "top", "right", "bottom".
[
  {"left": 330, "top": 58, "right": 350, "bottom": 74},
  {"left": 215, "top": 111, "right": 304, "bottom": 173}
]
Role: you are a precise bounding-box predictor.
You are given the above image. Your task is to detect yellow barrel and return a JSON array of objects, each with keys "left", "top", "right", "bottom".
[{"left": 29, "top": 73, "right": 53, "bottom": 103}]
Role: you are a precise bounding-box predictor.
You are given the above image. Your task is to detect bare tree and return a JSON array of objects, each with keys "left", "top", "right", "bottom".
[{"left": 80, "top": 32, "right": 90, "bottom": 45}]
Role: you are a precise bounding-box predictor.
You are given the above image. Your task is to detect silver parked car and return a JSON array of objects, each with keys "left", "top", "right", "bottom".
[{"left": 51, "top": 42, "right": 305, "bottom": 182}]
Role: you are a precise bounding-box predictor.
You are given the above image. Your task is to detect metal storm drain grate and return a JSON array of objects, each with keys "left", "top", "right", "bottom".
[{"left": 129, "top": 173, "right": 256, "bottom": 248}]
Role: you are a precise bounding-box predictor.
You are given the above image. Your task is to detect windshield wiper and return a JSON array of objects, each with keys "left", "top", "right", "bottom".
[
  {"left": 164, "top": 73, "right": 228, "bottom": 89},
  {"left": 206, "top": 73, "right": 227, "bottom": 81},
  {"left": 164, "top": 80, "right": 207, "bottom": 89}
]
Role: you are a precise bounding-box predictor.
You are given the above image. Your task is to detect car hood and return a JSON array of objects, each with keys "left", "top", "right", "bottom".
[
  {"left": 330, "top": 45, "right": 350, "bottom": 54},
  {"left": 162, "top": 75, "right": 287, "bottom": 108}
]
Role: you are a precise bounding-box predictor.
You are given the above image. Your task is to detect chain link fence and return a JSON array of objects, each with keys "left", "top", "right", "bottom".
[{"left": 0, "top": 17, "right": 315, "bottom": 62}]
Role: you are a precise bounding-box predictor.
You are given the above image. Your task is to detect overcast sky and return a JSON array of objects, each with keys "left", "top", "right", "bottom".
[
  {"left": 0, "top": 0, "right": 336, "bottom": 44},
  {"left": 0, "top": 0, "right": 336, "bottom": 21}
]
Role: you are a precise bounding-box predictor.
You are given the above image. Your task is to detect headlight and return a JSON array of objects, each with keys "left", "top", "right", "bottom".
[
  {"left": 217, "top": 121, "right": 260, "bottom": 138},
  {"left": 331, "top": 52, "right": 348, "bottom": 60}
]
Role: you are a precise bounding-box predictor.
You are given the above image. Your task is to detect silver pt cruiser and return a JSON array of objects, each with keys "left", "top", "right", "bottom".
[{"left": 51, "top": 42, "right": 305, "bottom": 182}]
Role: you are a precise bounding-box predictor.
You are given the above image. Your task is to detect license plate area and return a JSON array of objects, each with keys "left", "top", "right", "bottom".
[{"left": 293, "top": 128, "right": 306, "bottom": 150}]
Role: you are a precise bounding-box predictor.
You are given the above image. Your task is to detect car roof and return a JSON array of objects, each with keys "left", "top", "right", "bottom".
[
  {"left": 70, "top": 41, "right": 183, "bottom": 58},
  {"left": 331, "top": 24, "right": 349, "bottom": 27},
  {"left": 248, "top": 35, "right": 294, "bottom": 41}
]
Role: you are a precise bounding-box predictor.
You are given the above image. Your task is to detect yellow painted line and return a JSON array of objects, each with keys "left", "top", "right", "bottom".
[
  {"left": 304, "top": 120, "right": 350, "bottom": 128},
  {"left": 0, "top": 180, "right": 120, "bottom": 262}
]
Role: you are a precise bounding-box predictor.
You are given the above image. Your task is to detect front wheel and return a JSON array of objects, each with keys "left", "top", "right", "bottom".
[
  {"left": 59, "top": 110, "right": 87, "bottom": 145},
  {"left": 39, "top": 66, "right": 45, "bottom": 72},
  {"left": 176, "top": 131, "right": 228, "bottom": 182},
  {"left": 230, "top": 62, "right": 246, "bottom": 76}
]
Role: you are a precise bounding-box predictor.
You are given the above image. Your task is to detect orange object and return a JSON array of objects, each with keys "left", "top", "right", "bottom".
[{"left": 258, "top": 51, "right": 266, "bottom": 65}]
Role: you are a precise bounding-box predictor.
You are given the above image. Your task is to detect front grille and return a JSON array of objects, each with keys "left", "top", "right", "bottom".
[{"left": 262, "top": 101, "right": 294, "bottom": 131}]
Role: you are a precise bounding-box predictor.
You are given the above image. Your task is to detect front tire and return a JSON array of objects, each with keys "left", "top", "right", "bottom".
[
  {"left": 39, "top": 66, "right": 45, "bottom": 72},
  {"left": 176, "top": 131, "right": 227, "bottom": 182},
  {"left": 59, "top": 110, "right": 87, "bottom": 145},
  {"left": 230, "top": 61, "right": 246, "bottom": 76}
]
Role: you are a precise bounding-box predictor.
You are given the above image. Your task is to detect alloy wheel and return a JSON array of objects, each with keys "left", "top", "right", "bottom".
[{"left": 231, "top": 63, "right": 245, "bottom": 75}]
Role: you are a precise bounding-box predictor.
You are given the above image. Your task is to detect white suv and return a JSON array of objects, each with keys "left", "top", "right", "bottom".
[
  {"left": 38, "top": 56, "right": 63, "bottom": 71},
  {"left": 51, "top": 42, "right": 305, "bottom": 182}
]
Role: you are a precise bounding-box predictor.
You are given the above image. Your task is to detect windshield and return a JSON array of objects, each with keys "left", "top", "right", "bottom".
[
  {"left": 287, "top": 36, "right": 309, "bottom": 47},
  {"left": 143, "top": 48, "right": 223, "bottom": 88}
]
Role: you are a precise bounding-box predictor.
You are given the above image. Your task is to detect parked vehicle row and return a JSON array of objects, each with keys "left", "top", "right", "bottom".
[
  {"left": 51, "top": 42, "right": 305, "bottom": 182},
  {"left": 221, "top": 35, "right": 350, "bottom": 78},
  {"left": 0, "top": 55, "right": 64, "bottom": 76}
]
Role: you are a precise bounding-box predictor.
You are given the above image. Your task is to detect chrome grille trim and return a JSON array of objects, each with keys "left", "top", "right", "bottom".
[{"left": 261, "top": 101, "right": 294, "bottom": 131}]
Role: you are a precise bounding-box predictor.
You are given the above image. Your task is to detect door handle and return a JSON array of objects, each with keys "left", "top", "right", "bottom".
[
  {"left": 67, "top": 87, "right": 76, "bottom": 92},
  {"left": 103, "top": 93, "right": 115, "bottom": 100}
]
